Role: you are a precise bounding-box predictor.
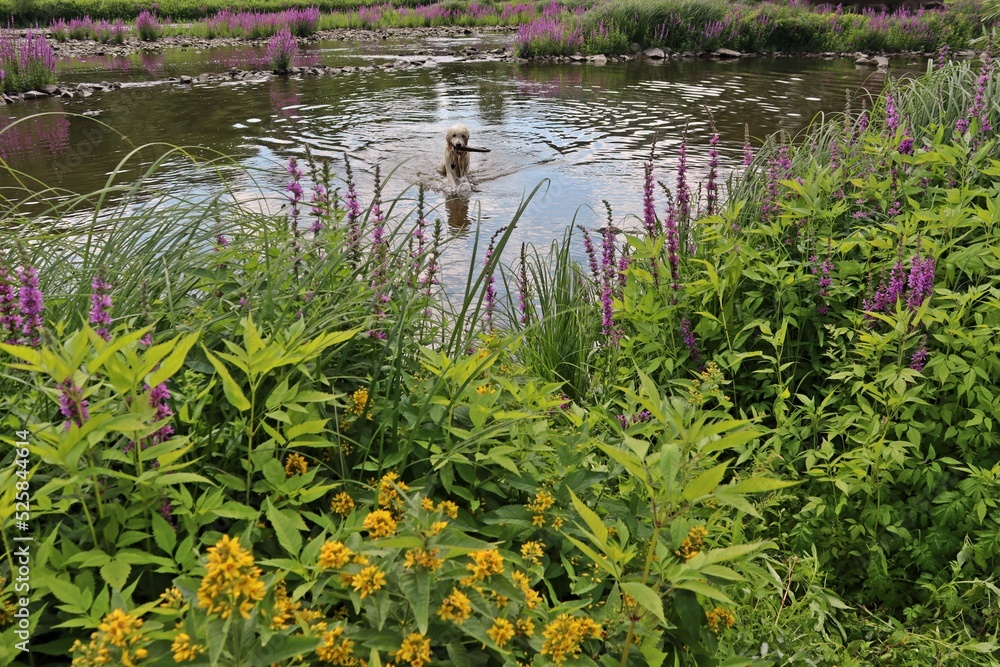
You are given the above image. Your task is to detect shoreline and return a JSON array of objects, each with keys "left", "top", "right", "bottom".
[{"left": 0, "top": 25, "right": 981, "bottom": 108}]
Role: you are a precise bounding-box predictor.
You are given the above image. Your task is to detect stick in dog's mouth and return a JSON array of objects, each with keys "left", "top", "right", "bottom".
[{"left": 454, "top": 146, "right": 491, "bottom": 153}]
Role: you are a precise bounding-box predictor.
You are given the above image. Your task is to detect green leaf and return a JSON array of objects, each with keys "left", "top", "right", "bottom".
[
  {"left": 266, "top": 500, "right": 303, "bottom": 558},
  {"left": 621, "top": 581, "right": 667, "bottom": 626},
  {"left": 151, "top": 512, "right": 177, "bottom": 555},
  {"left": 673, "top": 580, "right": 733, "bottom": 604},
  {"left": 204, "top": 347, "right": 251, "bottom": 411},
  {"left": 100, "top": 559, "right": 131, "bottom": 591},
  {"left": 568, "top": 488, "right": 607, "bottom": 546},
  {"left": 400, "top": 570, "right": 431, "bottom": 635},
  {"left": 726, "top": 477, "right": 797, "bottom": 494},
  {"left": 682, "top": 461, "right": 729, "bottom": 501},
  {"left": 147, "top": 331, "right": 200, "bottom": 387},
  {"left": 256, "top": 634, "right": 322, "bottom": 665},
  {"left": 596, "top": 443, "right": 649, "bottom": 491}
]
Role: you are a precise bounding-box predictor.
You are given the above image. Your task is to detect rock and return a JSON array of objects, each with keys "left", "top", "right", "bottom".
[
  {"left": 630, "top": 42, "right": 641, "bottom": 53},
  {"left": 590, "top": 54, "right": 608, "bottom": 65},
  {"left": 22, "top": 90, "right": 47, "bottom": 99},
  {"left": 60, "top": 90, "right": 75, "bottom": 98},
  {"left": 957, "top": 49, "right": 976, "bottom": 58},
  {"left": 713, "top": 48, "right": 741, "bottom": 58},
  {"left": 855, "top": 55, "right": 876, "bottom": 66},
  {"left": 874, "top": 56, "right": 889, "bottom": 68},
  {"left": 642, "top": 46, "right": 665, "bottom": 59},
  {"left": 79, "top": 89, "right": 92, "bottom": 97},
  {"left": 569, "top": 53, "right": 586, "bottom": 62},
  {"left": 179, "top": 75, "right": 192, "bottom": 83},
  {"left": 40, "top": 84, "right": 59, "bottom": 94}
]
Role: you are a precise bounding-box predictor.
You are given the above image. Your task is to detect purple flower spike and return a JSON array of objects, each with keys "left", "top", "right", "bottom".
[
  {"left": 0, "top": 261, "right": 21, "bottom": 344},
  {"left": 59, "top": 377, "right": 89, "bottom": 430},
  {"left": 18, "top": 264, "right": 43, "bottom": 347},
  {"left": 910, "top": 338, "right": 929, "bottom": 372},
  {"left": 680, "top": 317, "right": 702, "bottom": 369},
  {"left": 90, "top": 269, "right": 113, "bottom": 341},
  {"left": 706, "top": 132, "right": 719, "bottom": 216},
  {"left": 906, "top": 253, "right": 935, "bottom": 310}
]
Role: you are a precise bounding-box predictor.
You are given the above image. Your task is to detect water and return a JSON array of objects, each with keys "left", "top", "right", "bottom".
[{"left": 0, "top": 33, "right": 927, "bottom": 277}]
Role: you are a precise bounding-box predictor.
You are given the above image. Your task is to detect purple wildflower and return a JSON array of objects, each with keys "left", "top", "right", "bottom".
[
  {"left": 483, "top": 227, "right": 506, "bottom": 332},
  {"left": 343, "top": 155, "right": 363, "bottom": 267},
  {"left": 59, "top": 377, "right": 88, "bottom": 430},
  {"left": 910, "top": 337, "right": 929, "bottom": 372},
  {"left": 743, "top": 124, "right": 753, "bottom": 167},
  {"left": 517, "top": 243, "right": 530, "bottom": 325},
  {"left": 0, "top": 261, "right": 21, "bottom": 344},
  {"left": 642, "top": 160, "right": 658, "bottom": 237},
  {"left": 310, "top": 183, "right": 328, "bottom": 234},
  {"left": 286, "top": 156, "right": 303, "bottom": 231},
  {"left": 676, "top": 131, "right": 691, "bottom": 233},
  {"left": 148, "top": 382, "right": 174, "bottom": 445},
  {"left": 160, "top": 499, "right": 175, "bottom": 527},
  {"left": 906, "top": 253, "right": 935, "bottom": 310},
  {"left": 885, "top": 94, "right": 900, "bottom": 133},
  {"left": 680, "top": 317, "right": 702, "bottom": 369},
  {"left": 90, "top": 269, "right": 113, "bottom": 340},
  {"left": 370, "top": 164, "right": 388, "bottom": 320},
  {"left": 899, "top": 136, "right": 914, "bottom": 155},
  {"left": 666, "top": 202, "right": 680, "bottom": 293},
  {"left": 266, "top": 26, "right": 297, "bottom": 72},
  {"left": 937, "top": 44, "right": 949, "bottom": 70},
  {"left": 579, "top": 226, "right": 600, "bottom": 280},
  {"left": 18, "top": 264, "right": 43, "bottom": 346},
  {"left": 706, "top": 131, "right": 719, "bottom": 216}
]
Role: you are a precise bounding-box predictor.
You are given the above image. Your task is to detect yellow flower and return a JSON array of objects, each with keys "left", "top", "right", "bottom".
[
  {"left": 532, "top": 514, "right": 546, "bottom": 527},
  {"left": 351, "top": 565, "right": 387, "bottom": 599},
  {"left": 551, "top": 516, "right": 566, "bottom": 531},
  {"left": 71, "top": 608, "right": 149, "bottom": 667},
  {"left": 394, "top": 633, "right": 431, "bottom": 667},
  {"left": 317, "top": 625, "right": 357, "bottom": 665},
  {"left": 437, "top": 588, "right": 472, "bottom": 623},
  {"left": 541, "top": 614, "right": 603, "bottom": 666},
  {"left": 331, "top": 491, "right": 355, "bottom": 516},
  {"left": 404, "top": 548, "right": 443, "bottom": 571},
  {"left": 363, "top": 509, "right": 398, "bottom": 538},
  {"left": 196, "top": 535, "right": 267, "bottom": 620},
  {"left": 475, "top": 383, "right": 496, "bottom": 395},
  {"left": 429, "top": 521, "right": 449, "bottom": 536},
  {"left": 676, "top": 525, "right": 708, "bottom": 562},
  {"left": 378, "top": 471, "right": 409, "bottom": 509},
  {"left": 319, "top": 540, "right": 354, "bottom": 569},
  {"left": 158, "top": 587, "right": 183, "bottom": 609},
  {"left": 421, "top": 497, "right": 436, "bottom": 511},
  {"left": 487, "top": 618, "right": 515, "bottom": 648},
  {"left": 350, "top": 388, "right": 369, "bottom": 416},
  {"left": 512, "top": 571, "right": 542, "bottom": 609},
  {"left": 520, "top": 541, "right": 545, "bottom": 565},
  {"left": 437, "top": 500, "right": 459, "bottom": 519},
  {"left": 171, "top": 632, "right": 205, "bottom": 662},
  {"left": 270, "top": 582, "right": 302, "bottom": 629},
  {"left": 526, "top": 490, "right": 554, "bottom": 514},
  {"left": 462, "top": 549, "right": 504, "bottom": 584},
  {"left": 516, "top": 618, "right": 535, "bottom": 637},
  {"left": 706, "top": 606, "right": 736, "bottom": 634},
  {"left": 285, "top": 452, "right": 308, "bottom": 476},
  {"left": 98, "top": 608, "right": 142, "bottom": 648}
]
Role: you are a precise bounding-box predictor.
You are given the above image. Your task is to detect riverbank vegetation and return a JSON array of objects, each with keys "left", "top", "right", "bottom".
[
  {"left": 7, "top": 0, "right": 994, "bottom": 57},
  {"left": 1, "top": 54, "right": 999, "bottom": 666}
]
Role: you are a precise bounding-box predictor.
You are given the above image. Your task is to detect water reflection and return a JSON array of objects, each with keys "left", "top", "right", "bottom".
[
  {"left": 444, "top": 194, "right": 470, "bottom": 232},
  {"left": 0, "top": 113, "right": 71, "bottom": 164}
]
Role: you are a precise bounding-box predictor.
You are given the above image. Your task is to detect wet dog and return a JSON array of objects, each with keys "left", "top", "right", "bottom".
[{"left": 438, "top": 123, "right": 471, "bottom": 187}]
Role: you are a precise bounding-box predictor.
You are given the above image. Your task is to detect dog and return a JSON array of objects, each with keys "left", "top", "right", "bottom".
[{"left": 437, "top": 123, "right": 471, "bottom": 187}]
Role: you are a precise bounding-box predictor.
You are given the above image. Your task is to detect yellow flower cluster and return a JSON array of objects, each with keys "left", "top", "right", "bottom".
[
  {"left": 404, "top": 548, "right": 443, "bottom": 571},
  {"left": 285, "top": 452, "right": 309, "bottom": 477},
  {"left": 171, "top": 632, "right": 205, "bottom": 663},
  {"left": 351, "top": 565, "right": 387, "bottom": 599},
  {"left": 158, "top": 587, "right": 184, "bottom": 609},
  {"left": 196, "top": 535, "right": 267, "bottom": 620},
  {"left": 487, "top": 618, "right": 515, "bottom": 648},
  {"left": 270, "top": 582, "right": 304, "bottom": 630},
  {"left": 475, "top": 383, "right": 497, "bottom": 395},
  {"left": 70, "top": 609, "right": 149, "bottom": 667},
  {"left": 363, "top": 510, "right": 398, "bottom": 538},
  {"left": 394, "top": 633, "right": 432, "bottom": 667},
  {"left": 0, "top": 600, "right": 13, "bottom": 626},
  {"left": 527, "top": 490, "right": 555, "bottom": 527},
  {"left": 462, "top": 549, "right": 504, "bottom": 585},
  {"left": 437, "top": 587, "right": 472, "bottom": 623},
  {"left": 705, "top": 606, "right": 736, "bottom": 634},
  {"left": 516, "top": 618, "right": 535, "bottom": 637},
  {"left": 512, "top": 571, "right": 541, "bottom": 609},
  {"left": 676, "top": 525, "right": 708, "bottom": 562},
  {"left": 378, "top": 471, "right": 409, "bottom": 510},
  {"left": 540, "top": 614, "right": 603, "bottom": 666},
  {"left": 317, "top": 625, "right": 363, "bottom": 666},
  {"left": 350, "top": 388, "right": 370, "bottom": 416},
  {"left": 319, "top": 540, "right": 355, "bottom": 569},
  {"left": 438, "top": 500, "right": 459, "bottom": 519},
  {"left": 520, "top": 541, "right": 545, "bottom": 565},
  {"left": 331, "top": 491, "right": 356, "bottom": 516}
]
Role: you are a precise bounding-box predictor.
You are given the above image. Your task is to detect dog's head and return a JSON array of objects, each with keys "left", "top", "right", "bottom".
[{"left": 446, "top": 124, "right": 470, "bottom": 152}]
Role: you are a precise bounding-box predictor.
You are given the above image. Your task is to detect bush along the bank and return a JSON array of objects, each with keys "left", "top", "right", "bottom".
[
  {"left": 517, "top": 0, "right": 989, "bottom": 57},
  {"left": 2, "top": 56, "right": 1000, "bottom": 667},
  {"left": 0, "top": 30, "right": 56, "bottom": 93},
  {"left": 267, "top": 26, "right": 298, "bottom": 71}
]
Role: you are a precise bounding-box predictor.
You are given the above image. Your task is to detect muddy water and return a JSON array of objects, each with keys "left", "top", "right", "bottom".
[{"left": 0, "top": 33, "right": 927, "bottom": 283}]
